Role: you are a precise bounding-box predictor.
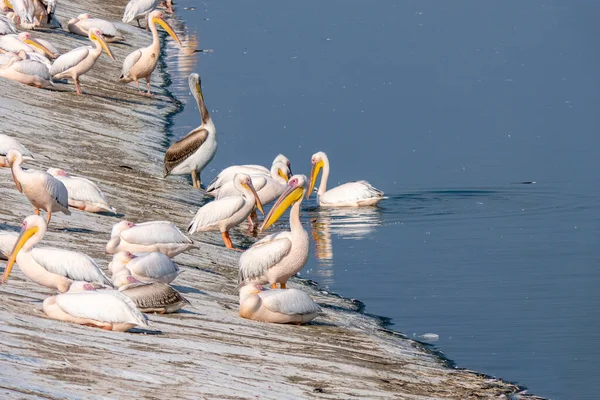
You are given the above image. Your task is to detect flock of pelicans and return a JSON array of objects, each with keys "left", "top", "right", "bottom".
[{"left": 0, "top": 0, "right": 386, "bottom": 332}]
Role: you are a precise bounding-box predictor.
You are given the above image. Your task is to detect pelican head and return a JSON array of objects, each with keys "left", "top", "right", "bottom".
[
  {"left": 89, "top": 28, "right": 115, "bottom": 61},
  {"left": 77, "top": 13, "right": 93, "bottom": 20},
  {"left": 110, "top": 221, "right": 135, "bottom": 238},
  {"left": 46, "top": 168, "right": 69, "bottom": 177},
  {"left": 234, "top": 173, "right": 265, "bottom": 215},
  {"left": 6, "top": 149, "right": 23, "bottom": 192},
  {"left": 307, "top": 152, "right": 328, "bottom": 199},
  {"left": 239, "top": 283, "right": 264, "bottom": 304},
  {"left": 17, "top": 32, "right": 55, "bottom": 59},
  {"left": 112, "top": 268, "right": 139, "bottom": 288},
  {"left": 149, "top": 10, "right": 182, "bottom": 46},
  {"left": 271, "top": 161, "right": 291, "bottom": 183},
  {"left": 273, "top": 154, "right": 292, "bottom": 175},
  {"left": 2, "top": 215, "right": 47, "bottom": 284},
  {"left": 261, "top": 174, "right": 307, "bottom": 231},
  {"left": 68, "top": 281, "right": 100, "bottom": 293}
]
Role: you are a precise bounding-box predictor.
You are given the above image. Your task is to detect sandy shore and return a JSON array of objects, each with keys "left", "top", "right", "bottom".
[{"left": 0, "top": 1, "right": 543, "bottom": 398}]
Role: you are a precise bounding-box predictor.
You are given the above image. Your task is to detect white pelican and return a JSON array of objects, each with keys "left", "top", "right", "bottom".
[
  {"left": 238, "top": 175, "right": 309, "bottom": 289},
  {"left": 122, "top": 0, "right": 158, "bottom": 28},
  {"left": 210, "top": 162, "right": 290, "bottom": 206},
  {"left": 7, "top": 0, "right": 36, "bottom": 29},
  {"left": 106, "top": 220, "right": 196, "bottom": 258},
  {"left": 308, "top": 151, "right": 385, "bottom": 207},
  {"left": 0, "top": 231, "right": 18, "bottom": 259},
  {"left": 0, "top": 32, "right": 55, "bottom": 58},
  {"left": 164, "top": 74, "right": 217, "bottom": 189},
  {"left": 239, "top": 283, "right": 321, "bottom": 324},
  {"left": 205, "top": 154, "right": 291, "bottom": 193},
  {"left": 46, "top": 168, "right": 116, "bottom": 214},
  {"left": 0, "top": 14, "right": 17, "bottom": 35},
  {"left": 67, "top": 14, "right": 124, "bottom": 43},
  {"left": 119, "top": 10, "right": 181, "bottom": 96},
  {"left": 0, "top": 55, "right": 53, "bottom": 87},
  {"left": 7, "top": 150, "right": 70, "bottom": 225},
  {"left": 108, "top": 251, "right": 181, "bottom": 284},
  {"left": 43, "top": 281, "right": 149, "bottom": 331},
  {"left": 158, "top": 0, "right": 172, "bottom": 14},
  {"left": 112, "top": 268, "right": 190, "bottom": 314},
  {"left": 188, "top": 174, "right": 264, "bottom": 249},
  {"left": 1, "top": 215, "right": 112, "bottom": 293},
  {"left": 0, "top": 134, "right": 33, "bottom": 167},
  {"left": 50, "top": 28, "right": 115, "bottom": 95}
]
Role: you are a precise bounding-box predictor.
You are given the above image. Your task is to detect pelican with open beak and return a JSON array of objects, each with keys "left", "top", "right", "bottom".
[
  {"left": 308, "top": 151, "right": 386, "bottom": 207},
  {"left": 187, "top": 173, "right": 264, "bottom": 249},
  {"left": 50, "top": 28, "right": 115, "bottom": 95},
  {"left": 2, "top": 215, "right": 112, "bottom": 293},
  {"left": 119, "top": 10, "right": 182, "bottom": 96},
  {"left": 238, "top": 175, "right": 309, "bottom": 289},
  {"left": 0, "top": 32, "right": 55, "bottom": 58},
  {"left": 163, "top": 74, "right": 217, "bottom": 188}
]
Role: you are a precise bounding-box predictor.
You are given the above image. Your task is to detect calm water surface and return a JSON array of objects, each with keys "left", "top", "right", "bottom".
[{"left": 162, "top": 2, "right": 600, "bottom": 399}]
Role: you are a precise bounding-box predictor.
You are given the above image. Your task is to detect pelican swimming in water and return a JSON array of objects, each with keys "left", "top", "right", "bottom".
[
  {"left": 119, "top": 10, "right": 181, "bottom": 96},
  {"left": 308, "top": 151, "right": 385, "bottom": 207},
  {"left": 46, "top": 168, "right": 116, "bottom": 214},
  {"left": 238, "top": 175, "right": 309, "bottom": 289},
  {"left": 67, "top": 14, "right": 124, "bottom": 43},
  {"left": 0, "top": 54, "right": 53, "bottom": 87},
  {"left": 43, "top": 281, "right": 149, "bottom": 331},
  {"left": 112, "top": 268, "right": 190, "bottom": 314},
  {"left": 163, "top": 73, "right": 217, "bottom": 189},
  {"left": 0, "top": 14, "right": 17, "bottom": 35},
  {"left": 122, "top": 0, "right": 158, "bottom": 28},
  {"left": 0, "top": 32, "right": 55, "bottom": 58},
  {"left": 1, "top": 215, "right": 112, "bottom": 292},
  {"left": 106, "top": 220, "right": 196, "bottom": 258},
  {"left": 239, "top": 283, "right": 321, "bottom": 324},
  {"left": 206, "top": 154, "right": 292, "bottom": 193},
  {"left": 0, "top": 134, "right": 33, "bottom": 167},
  {"left": 187, "top": 174, "right": 264, "bottom": 249},
  {"left": 50, "top": 28, "right": 115, "bottom": 95},
  {"left": 108, "top": 251, "right": 182, "bottom": 284},
  {"left": 7, "top": 150, "right": 70, "bottom": 225}
]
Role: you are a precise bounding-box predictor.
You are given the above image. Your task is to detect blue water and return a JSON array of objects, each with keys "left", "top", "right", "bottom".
[{"left": 165, "top": 2, "right": 600, "bottom": 398}]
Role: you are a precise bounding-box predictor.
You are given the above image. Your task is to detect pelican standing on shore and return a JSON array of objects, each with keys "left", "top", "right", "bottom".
[
  {"left": 108, "top": 251, "right": 181, "bottom": 284},
  {"left": 163, "top": 74, "right": 217, "bottom": 189},
  {"left": 308, "top": 151, "right": 385, "bottom": 207},
  {"left": 122, "top": 0, "right": 158, "bottom": 28},
  {"left": 7, "top": 150, "right": 70, "bottom": 225},
  {"left": 43, "top": 281, "right": 148, "bottom": 331},
  {"left": 239, "top": 283, "right": 321, "bottom": 324},
  {"left": 106, "top": 220, "right": 196, "bottom": 258},
  {"left": 67, "top": 14, "right": 124, "bottom": 43},
  {"left": 1, "top": 215, "right": 112, "bottom": 292},
  {"left": 119, "top": 10, "right": 181, "bottom": 96},
  {"left": 238, "top": 175, "right": 309, "bottom": 289},
  {"left": 1, "top": 134, "right": 33, "bottom": 167},
  {"left": 7, "top": 0, "right": 36, "bottom": 29},
  {"left": 47, "top": 168, "right": 116, "bottom": 214},
  {"left": 50, "top": 28, "right": 115, "bottom": 95},
  {"left": 187, "top": 174, "right": 264, "bottom": 249}
]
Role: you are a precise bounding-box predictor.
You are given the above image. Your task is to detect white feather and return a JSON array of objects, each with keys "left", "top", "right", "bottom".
[
  {"left": 30, "top": 247, "right": 112, "bottom": 286},
  {"left": 0, "top": 134, "right": 33, "bottom": 159},
  {"left": 319, "top": 180, "right": 385, "bottom": 205},
  {"left": 0, "top": 14, "right": 17, "bottom": 35},
  {"left": 122, "top": 0, "right": 159, "bottom": 23},
  {"left": 49, "top": 46, "right": 89, "bottom": 76},
  {"left": 259, "top": 289, "right": 321, "bottom": 315},
  {"left": 42, "top": 174, "right": 69, "bottom": 210},
  {"left": 50, "top": 173, "right": 115, "bottom": 213},
  {"left": 121, "top": 221, "right": 192, "bottom": 246},
  {"left": 187, "top": 196, "right": 245, "bottom": 233},
  {"left": 120, "top": 49, "right": 141, "bottom": 78},
  {"left": 0, "top": 231, "right": 18, "bottom": 259},
  {"left": 126, "top": 252, "right": 181, "bottom": 283},
  {"left": 238, "top": 233, "right": 292, "bottom": 283},
  {"left": 76, "top": 18, "right": 121, "bottom": 38}
]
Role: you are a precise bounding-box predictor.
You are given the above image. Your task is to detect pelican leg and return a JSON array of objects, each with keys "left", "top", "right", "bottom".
[
  {"left": 46, "top": 212, "right": 52, "bottom": 226},
  {"left": 221, "top": 232, "right": 235, "bottom": 249},
  {"left": 280, "top": 283, "right": 287, "bottom": 289},
  {"left": 271, "top": 283, "right": 277, "bottom": 289},
  {"left": 145, "top": 15, "right": 149, "bottom": 31},
  {"left": 134, "top": 79, "right": 143, "bottom": 95},
  {"left": 191, "top": 170, "right": 199, "bottom": 188},
  {"left": 74, "top": 77, "right": 82, "bottom": 95},
  {"left": 145, "top": 78, "right": 152, "bottom": 97},
  {"left": 136, "top": 19, "right": 141, "bottom": 28},
  {"left": 34, "top": 208, "right": 40, "bottom": 216}
]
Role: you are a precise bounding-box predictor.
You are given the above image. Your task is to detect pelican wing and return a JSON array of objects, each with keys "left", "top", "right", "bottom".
[
  {"left": 123, "top": 0, "right": 159, "bottom": 22},
  {"left": 58, "top": 176, "right": 114, "bottom": 211},
  {"left": 213, "top": 175, "right": 268, "bottom": 199},
  {"left": 128, "top": 252, "right": 179, "bottom": 280},
  {"left": 163, "top": 127, "right": 209, "bottom": 177},
  {"left": 321, "top": 181, "right": 385, "bottom": 204},
  {"left": 122, "top": 221, "right": 192, "bottom": 245},
  {"left": 0, "top": 15, "right": 17, "bottom": 35},
  {"left": 12, "top": 0, "right": 34, "bottom": 25},
  {"left": 188, "top": 196, "right": 245, "bottom": 233},
  {"left": 206, "top": 166, "right": 269, "bottom": 192},
  {"left": 259, "top": 289, "right": 322, "bottom": 315},
  {"left": 0, "top": 34, "right": 28, "bottom": 52},
  {"left": 0, "top": 231, "right": 18, "bottom": 259},
  {"left": 12, "top": 60, "right": 51, "bottom": 80},
  {"left": 56, "top": 290, "right": 148, "bottom": 326},
  {"left": 120, "top": 49, "right": 142, "bottom": 78},
  {"left": 43, "top": 174, "right": 70, "bottom": 210},
  {"left": 238, "top": 232, "right": 292, "bottom": 283},
  {"left": 78, "top": 18, "right": 120, "bottom": 38},
  {"left": 50, "top": 47, "right": 90, "bottom": 76},
  {"left": 0, "top": 134, "right": 33, "bottom": 158},
  {"left": 31, "top": 248, "right": 112, "bottom": 286}
]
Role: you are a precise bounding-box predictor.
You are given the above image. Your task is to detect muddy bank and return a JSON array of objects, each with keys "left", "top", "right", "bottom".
[{"left": 0, "top": 1, "right": 542, "bottom": 399}]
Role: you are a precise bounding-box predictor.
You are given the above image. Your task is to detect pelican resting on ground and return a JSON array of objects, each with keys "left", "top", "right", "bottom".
[
  {"left": 112, "top": 268, "right": 190, "bottom": 313},
  {"left": 238, "top": 175, "right": 309, "bottom": 289},
  {"left": 50, "top": 28, "right": 115, "bottom": 95},
  {"left": 1, "top": 215, "right": 112, "bottom": 292},
  {"left": 106, "top": 220, "right": 196, "bottom": 258},
  {"left": 0, "top": 54, "right": 52, "bottom": 87},
  {"left": 7, "top": 150, "right": 70, "bottom": 225},
  {"left": 122, "top": 0, "right": 158, "bottom": 28},
  {"left": 163, "top": 73, "right": 217, "bottom": 188},
  {"left": 108, "top": 251, "right": 182, "bottom": 284},
  {"left": 119, "top": 10, "right": 181, "bottom": 96},
  {"left": 239, "top": 283, "right": 321, "bottom": 324},
  {"left": 206, "top": 154, "right": 291, "bottom": 193},
  {"left": 0, "top": 32, "right": 55, "bottom": 58},
  {"left": 68, "top": 14, "right": 124, "bottom": 43},
  {"left": 47, "top": 168, "right": 116, "bottom": 214},
  {"left": 43, "top": 281, "right": 149, "bottom": 331},
  {"left": 308, "top": 151, "right": 385, "bottom": 207},
  {"left": 187, "top": 174, "right": 264, "bottom": 249},
  {"left": 0, "top": 134, "right": 33, "bottom": 167},
  {"left": 0, "top": 14, "right": 17, "bottom": 35}
]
